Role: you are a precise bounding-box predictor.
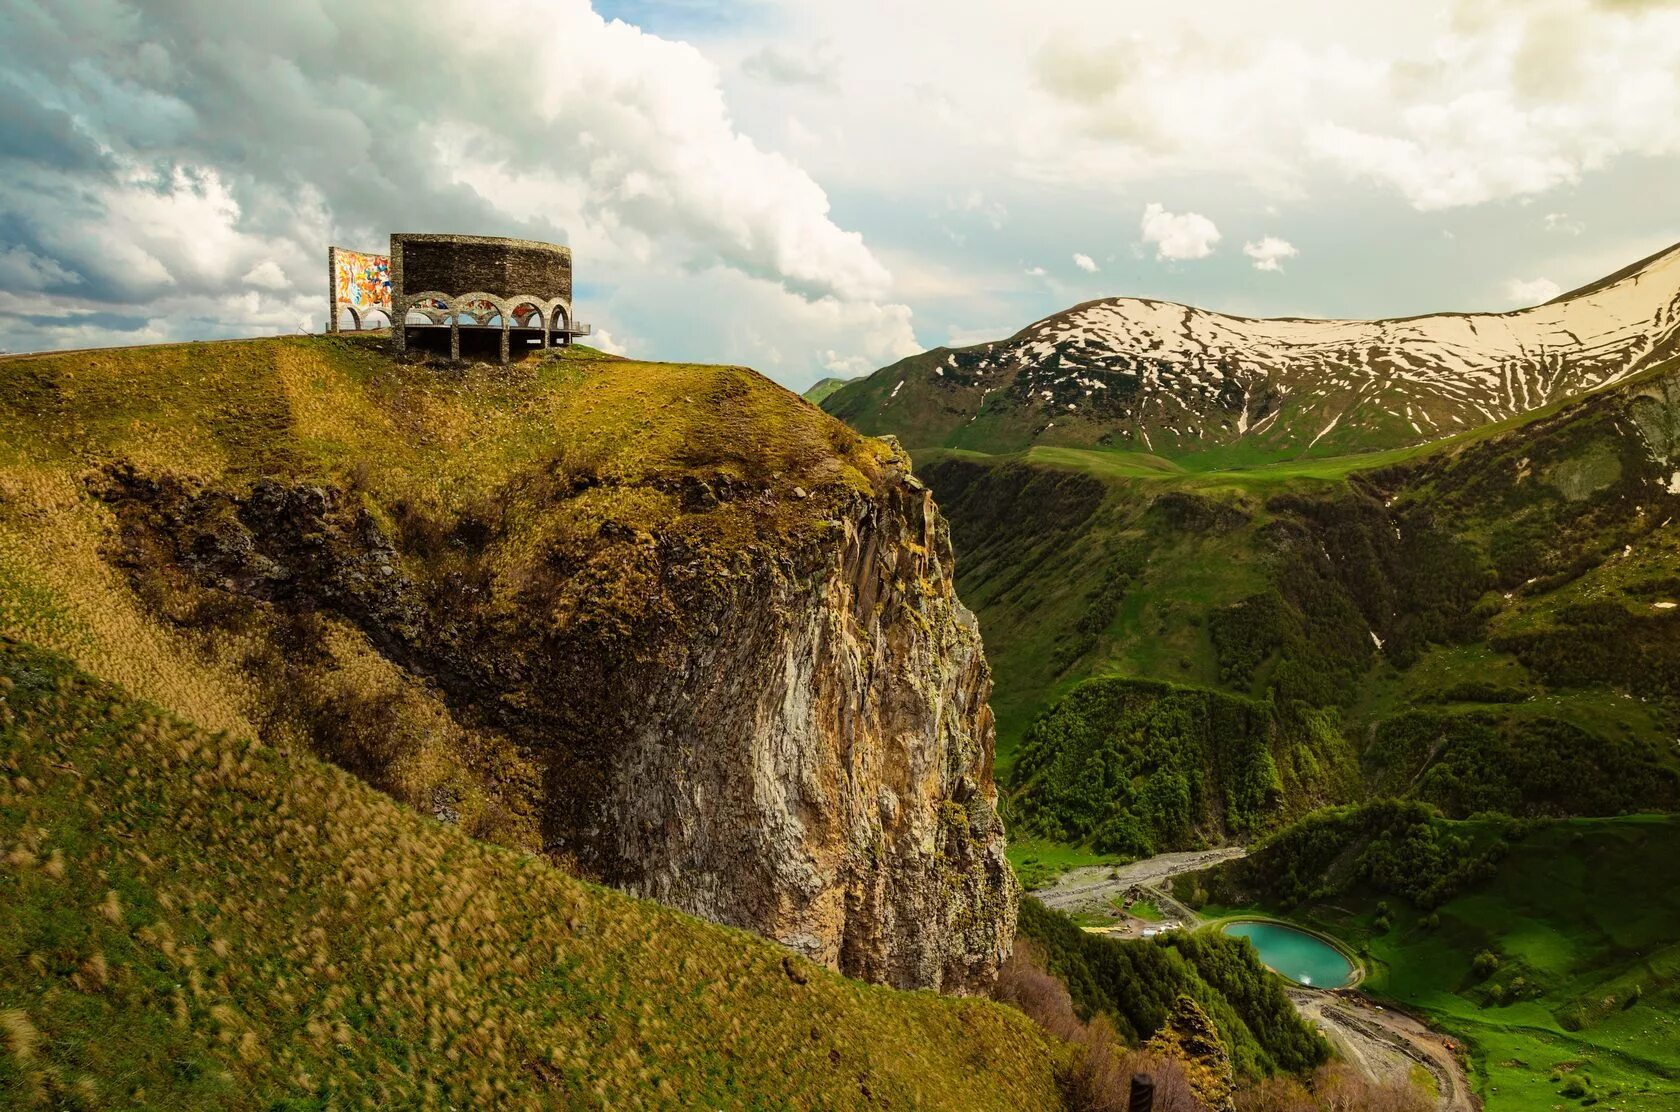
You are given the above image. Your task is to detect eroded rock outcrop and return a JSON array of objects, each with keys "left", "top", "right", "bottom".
[
  {"left": 1148, "top": 995, "right": 1236, "bottom": 1112},
  {"left": 97, "top": 428, "right": 1015, "bottom": 993},
  {"left": 606, "top": 448, "right": 1016, "bottom": 992}
]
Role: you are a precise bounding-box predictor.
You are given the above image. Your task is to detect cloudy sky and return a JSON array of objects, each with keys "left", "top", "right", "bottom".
[{"left": 2, "top": 0, "right": 1678, "bottom": 388}]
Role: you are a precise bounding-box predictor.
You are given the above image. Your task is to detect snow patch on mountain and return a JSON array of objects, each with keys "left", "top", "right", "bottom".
[{"left": 910, "top": 242, "right": 1680, "bottom": 454}]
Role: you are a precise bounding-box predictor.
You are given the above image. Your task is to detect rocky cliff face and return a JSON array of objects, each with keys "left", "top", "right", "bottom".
[
  {"left": 80, "top": 354, "right": 1014, "bottom": 993},
  {"left": 603, "top": 445, "right": 1014, "bottom": 991}
]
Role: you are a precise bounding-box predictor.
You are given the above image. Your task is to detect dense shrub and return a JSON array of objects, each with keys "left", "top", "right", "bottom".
[
  {"left": 993, "top": 942, "right": 1205, "bottom": 1112},
  {"left": 1208, "top": 593, "right": 1295, "bottom": 690},
  {"left": 1233, "top": 1064, "right": 1431, "bottom": 1112},
  {"left": 1364, "top": 710, "right": 1678, "bottom": 818},
  {"left": 1051, "top": 542, "right": 1149, "bottom": 672},
  {"left": 1017, "top": 899, "right": 1330, "bottom": 1081},
  {"left": 1493, "top": 602, "right": 1680, "bottom": 699}
]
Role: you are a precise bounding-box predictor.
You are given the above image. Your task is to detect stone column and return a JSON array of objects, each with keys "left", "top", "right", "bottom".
[
  {"left": 449, "top": 314, "right": 460, "bottom": 363},
  {"left": 326, "top": 247, "right": 338, "bottom": 334},
  {"left": 390, "top": 237, "right": 405, "bottom": 355},
  {"left": 500, "top": 318, "right": 510, "bottom": 365}
]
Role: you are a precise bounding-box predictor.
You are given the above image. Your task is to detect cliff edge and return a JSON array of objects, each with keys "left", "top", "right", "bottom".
[{"left": 0, "top": 335, "right": 1015, "bottom": 991}]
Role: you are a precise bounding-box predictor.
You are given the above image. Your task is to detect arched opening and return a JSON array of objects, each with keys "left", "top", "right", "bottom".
[
  {"left": 450, "top": 308, "right": 510, "bottom": 362},
  {"left": 509, "top": 301, "right": 546, "bottom": 355},
  {"left": 461, "top": 298, "right": 499, "bottom": 325},
  {"left": 359, "top": 307, "right": 391, "bottom": 331},
  {"left": 336, "top": 305, "right": 361, "bottom": 332},
  {"left": 550, "top": 304, "right": 572, "bottom": 347},
  {"left": 400, "top": 303, "right": 454, "bottom": 358}
]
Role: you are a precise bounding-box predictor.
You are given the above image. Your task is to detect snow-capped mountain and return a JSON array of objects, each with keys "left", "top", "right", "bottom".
[{"left": 822, "top": 241, "right": 1680, "bottom": 461}]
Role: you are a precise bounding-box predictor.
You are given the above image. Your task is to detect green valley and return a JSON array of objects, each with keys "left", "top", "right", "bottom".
[
  {"left": 825, "top": 315, "right": 1680, "bottom": 1108},
  {"left": 907, "top": 356, "right": 1680, "bottom": 851},
  {"left": 1185, "top": 809, "right": 1680, "bottom": 1109}
]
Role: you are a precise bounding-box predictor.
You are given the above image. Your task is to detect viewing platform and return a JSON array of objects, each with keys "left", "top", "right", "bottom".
[{"left": 327, "top": 233, "right": 591, "bottom": 364}]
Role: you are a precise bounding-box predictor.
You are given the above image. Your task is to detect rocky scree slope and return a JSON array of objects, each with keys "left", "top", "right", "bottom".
[
  {"left": 825, "top": 241, "right": 1680, "bottom": 462},
  {"left": 0, "top": 335, "right": 1012, "bottom": 992}
]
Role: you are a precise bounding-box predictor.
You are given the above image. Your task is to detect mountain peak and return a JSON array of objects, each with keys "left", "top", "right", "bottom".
[{"left": 824, "top": 241, "right": 1680, "bottom": 463}]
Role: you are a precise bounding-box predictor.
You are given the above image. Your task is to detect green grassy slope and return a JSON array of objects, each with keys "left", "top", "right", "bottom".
[
  {"left": 801, "top": 376, "right": 857, "bottom": 406},
  {"left": 0, "top": 637, "right": 1065, "bottom": 1110},
  {"left": 0, "top": 334, "right": 889, "bottom": 851},
  {"left": 1195, "top": 811, "right": 1680, "bottom": 1109},
  {"left": 915, "top": 357, "right": 1680, "bottom": 858}
]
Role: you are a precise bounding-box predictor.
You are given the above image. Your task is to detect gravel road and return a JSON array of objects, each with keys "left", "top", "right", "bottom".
[{"left": 1030, "top": 846, "right": 1249, "bottom": 917}]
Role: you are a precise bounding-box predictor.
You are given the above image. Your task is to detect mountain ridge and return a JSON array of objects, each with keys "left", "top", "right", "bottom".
[{"left": 825, "top": 241, "right": 1680, "bottom": 465}]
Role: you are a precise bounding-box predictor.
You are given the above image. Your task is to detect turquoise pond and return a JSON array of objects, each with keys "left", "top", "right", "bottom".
[{"left": 1222, "top": 921, "right": 1356, "bottom": 988}]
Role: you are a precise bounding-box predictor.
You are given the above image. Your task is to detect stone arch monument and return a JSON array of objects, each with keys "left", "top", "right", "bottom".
[{"left": 327, "top": 233, "right": 590, "bottom": 363}]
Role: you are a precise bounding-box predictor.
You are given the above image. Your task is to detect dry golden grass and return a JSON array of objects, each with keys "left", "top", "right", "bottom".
[
  {"left": 0, "top": 336, "right": 1070, "bottom": 1106},
  {"left": 0, "top": 333, "right": 884, "bottom": 858},
  {"left": 0, "top": 637, "right": 1064, "bottom": 1109},
  {"left": 0, "top": 468, "right": 257, "bottom": 737}
]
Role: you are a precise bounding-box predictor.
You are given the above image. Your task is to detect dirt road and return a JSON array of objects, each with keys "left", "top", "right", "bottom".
[
  {"left": 1029, "top": 848, "right": 1475, "bottom": 1109},
  {"left": 1291, "top": 989, "right": 1478, "bottom": 1112},
  {"left": 1030, "top": 846, "right": 1248, "bottom": 917}
]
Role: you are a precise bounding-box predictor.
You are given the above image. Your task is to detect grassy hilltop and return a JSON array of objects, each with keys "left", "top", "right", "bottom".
[
  {"left": 0, "top": 334, "right": 915, "bottom": 858},
  {"left": 0, "top": 334, "right": 878, "bottom": 770},
  {"left": 0, "top": 636, "right": 1064, "bottom": 1109},
  {"left": 0, "top": 334, "right": 1077, "bottom": 1106},
  {"left": 800, "top": 375, "right": 857, "bottom": 407}
]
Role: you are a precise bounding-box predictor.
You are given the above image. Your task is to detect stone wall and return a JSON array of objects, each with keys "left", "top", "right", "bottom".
[
  {"left": 388, "top": 234, "right": 584, "bottom": 361},
  {"left": 392, "top": 234, "right": 572, "bottom": 303}
]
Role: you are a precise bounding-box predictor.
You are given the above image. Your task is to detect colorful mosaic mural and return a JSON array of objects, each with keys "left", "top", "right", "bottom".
[{"left": 333, "top": 249, "right": 391, "bottom": 310}]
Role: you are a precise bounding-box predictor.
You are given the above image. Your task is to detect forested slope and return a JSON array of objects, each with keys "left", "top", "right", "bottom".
[{"left": 920, "top": 355, "right": 1680, "bottom": 852}]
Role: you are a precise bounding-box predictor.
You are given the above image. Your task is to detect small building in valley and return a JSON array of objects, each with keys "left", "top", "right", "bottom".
[{"left": 327, "top": 233, "right": 590, "bottom": 363}]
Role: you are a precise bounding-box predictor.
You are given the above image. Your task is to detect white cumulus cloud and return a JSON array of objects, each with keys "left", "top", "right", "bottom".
[
  {"left": 1543, "top": 212, "right": 1585, "bottom": 235},
  {"left": 242, "top": 260, "right": 291, "bottom": 290},
  {"left": 1243, "top": 237, "right": 1299, "bottom": 272},
  {"left": 1305, "top": 3, "right": 1680, "bottom": 211},
  {"left": 1140, "top": 203, "right": 1221, "bottom": 262},
  {"left": 0, "top": 0, "right": 908, "bottom": 381},
  {"left": 1072, "top": 252, "right": 1099, "bottom": 273},
  {"left": 1505, "top": 277, "right": 1562, "bottom": 307}
]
